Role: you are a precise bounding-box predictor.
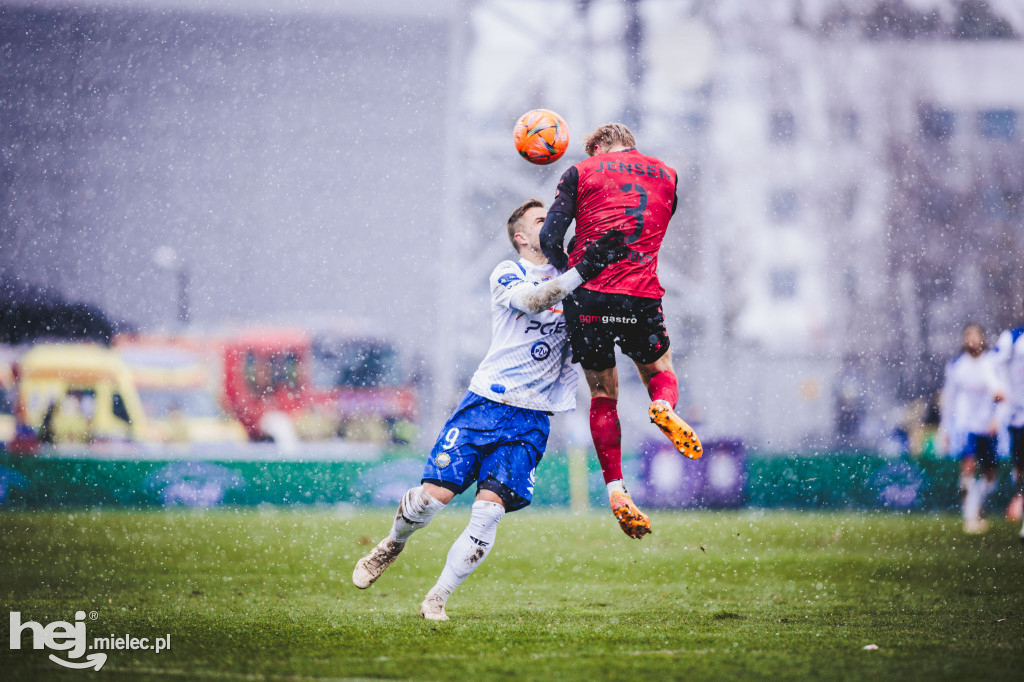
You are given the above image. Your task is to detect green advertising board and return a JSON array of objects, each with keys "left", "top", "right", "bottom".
[{"left": 0, "top": 446, "right": 1017, "bottom": 512}]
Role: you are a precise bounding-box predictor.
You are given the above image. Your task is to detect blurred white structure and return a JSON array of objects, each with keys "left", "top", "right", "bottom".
[{"left": 447, "top": 0, "right": 1024, "bottom": 451}]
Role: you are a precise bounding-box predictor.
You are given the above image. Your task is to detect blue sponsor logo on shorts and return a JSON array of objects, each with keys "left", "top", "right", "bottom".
[
  {"left": 531, "top": 341, "right": 551, "bottom": 361},
  {"left": 490, "top": 383, "right": 506, "bottom": 394}
]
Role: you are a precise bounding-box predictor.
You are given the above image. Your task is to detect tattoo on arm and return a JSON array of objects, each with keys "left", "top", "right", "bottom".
[
  {"left": 508, "top": 270, "right": 583, "bottom": 315},
  {"left": 516, "top": 282, "right": 571, "bottom": 314}
]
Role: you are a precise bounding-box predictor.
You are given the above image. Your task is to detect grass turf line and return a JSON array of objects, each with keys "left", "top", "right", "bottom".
[{"left": 1, "top": 508, "right": 1022, "bottom": 681}]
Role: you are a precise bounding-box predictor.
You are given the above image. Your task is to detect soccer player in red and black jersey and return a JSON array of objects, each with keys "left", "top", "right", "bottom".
[{"left": 540, "top": 122, "right": 703, "bottom": 539}]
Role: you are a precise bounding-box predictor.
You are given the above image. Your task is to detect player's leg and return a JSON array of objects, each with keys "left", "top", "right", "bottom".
[
  {"left": 585, "top": 364, "right": 624, "bottom": 484},
  {"left": 565, "top": 290, "right": 624, "bottom": 486},
  {"left": 635, "top": 350, "right": 702, "bottom": 459},
  {"left": 352, "top": 483, "right": 451, "bottom": 590},
  {"left": 420, "top": 489, "right": 506, "bottom": 621},
  {"left": 564, "top": 290, "right": 650, "bottom": 537},
  {"left": 354, "top": 394, "right": 488, "bottom": 589},
  {"left": 583, "top": 365, "right": 649, "bottom": 539},
  {"left": 1007, "top": 427, "right": 1024, "bottom": 537},
  {"left": 960, "top": 436, "right": 987, "bottom": 533},
  {"left": 973, "top": 436, "right": 999, "bottom": 533},
  {"left": 617, "top": 298, "right": 702, "bottom": 459},
  {"left": 1017, "top": 460, "right": 1024, "bottom": 540},
  {"left": 352, "top": 483, "right": 452, "bottom": 589},
  {"left": 421, "top": 410, "right": 546, "bottom": 619}
]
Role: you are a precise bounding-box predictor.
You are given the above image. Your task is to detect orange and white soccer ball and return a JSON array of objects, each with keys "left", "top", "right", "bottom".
[{"left": 513, "top": 109, "right": 570, "bottom": 165}]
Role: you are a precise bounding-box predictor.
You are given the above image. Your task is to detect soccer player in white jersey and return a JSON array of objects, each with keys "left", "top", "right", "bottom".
[
  {"left": 993, "top": 318, "right": 1024, "bottom": 540},
  {"left": 352, "top": 199, "right": 629, "bottom": 620},
  {"left": 939, "top": 323, "right": 1005, "bottom": 534}
]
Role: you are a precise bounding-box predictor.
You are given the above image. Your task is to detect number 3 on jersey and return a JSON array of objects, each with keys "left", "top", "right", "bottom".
[
  {"left": 620, "top": 182, "right": 648, "bottom": 244},
  {"left": 442, "top": 427, "right": 459, "bottom": 450}
]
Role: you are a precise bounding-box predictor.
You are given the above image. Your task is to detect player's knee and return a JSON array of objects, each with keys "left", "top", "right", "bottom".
[
  {"left": 421, "top": 482, "right": 455, "bottom": 505},
  {"left": 586, "top": 373, "right": 619, "bottom": 400},
  {"left": 474, "top": 488, "right": 506, "bottom": 508}
]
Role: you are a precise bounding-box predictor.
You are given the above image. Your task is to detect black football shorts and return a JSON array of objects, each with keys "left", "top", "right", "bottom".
[
  {"left": 562, "top": 288, "right": 670, "bottom": 371},
  {"left": 1009, "top": 426, "right": 1024, "bottom": 470}
]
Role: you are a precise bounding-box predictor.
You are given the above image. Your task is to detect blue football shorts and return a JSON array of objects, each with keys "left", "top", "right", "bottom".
[
  {"left": 421, "top": 391, "right": 549, "bottom": 512},
  {"left": 960, "top": 432, "right": 998, "bottom": 470}
]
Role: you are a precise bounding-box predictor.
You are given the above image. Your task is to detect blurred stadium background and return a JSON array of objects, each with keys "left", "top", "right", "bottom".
[
  {"left": 4, "top": 3, "right": 1024, "bottom": 680},
  {"left": 2, "top": 0, "right": 1024, "bottom": 512}
]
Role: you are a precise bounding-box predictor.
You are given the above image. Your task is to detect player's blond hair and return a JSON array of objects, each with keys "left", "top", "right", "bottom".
[
  {"left": 583, "top": 123, "right": 637, "bottom": 157},
  {"left": 506, "top": 198, "right": 545, "bottom": 253}
]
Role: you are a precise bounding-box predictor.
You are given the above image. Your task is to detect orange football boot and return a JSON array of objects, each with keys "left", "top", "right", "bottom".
[
  {"left": 649, "top": 399, "right": 703, "bottom": 459},
  {"left": 609, "top": 490, "right": 651, "bottom": 539}
]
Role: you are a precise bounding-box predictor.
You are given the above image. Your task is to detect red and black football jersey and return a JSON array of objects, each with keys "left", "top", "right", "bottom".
[{"left": 548, "top": 148, "right": 677, "bottom": 299}]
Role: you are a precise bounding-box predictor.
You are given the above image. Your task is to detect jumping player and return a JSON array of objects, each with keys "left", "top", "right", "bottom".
[
  {"left": 939, "top": 323, "right": 1005, "bottom": 534},
  {"left": 352, "top": 199, "right": 629, "bottom": 620},
  {"left": 539, "top": 122, "right": 702, "bottom": 540},
  {"left": 993, "top": 317, "right": 1024, "bottom": 540}
]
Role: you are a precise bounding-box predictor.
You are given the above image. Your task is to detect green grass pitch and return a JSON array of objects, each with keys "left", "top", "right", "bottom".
[{"left": 1, "top": 508, "right": 1022, "bottom": 681}]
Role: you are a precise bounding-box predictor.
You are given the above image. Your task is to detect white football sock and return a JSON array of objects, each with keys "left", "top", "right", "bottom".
[
  {"left": 388, "top": 486, "right": 446, "bottom": 544},
  {"left": 963, "top": 477, "right": 992, "bottom": 522},
  {"left": 606, "top": 479, "right": 626, "bottom": 500},
  {"left": 979, "top": 476, "right": 997, "bottom": 505},
  {"left": 428, "top": 500, "right": 505, "bottom": 601}
]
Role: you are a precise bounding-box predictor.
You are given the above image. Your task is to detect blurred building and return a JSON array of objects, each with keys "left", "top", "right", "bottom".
[
  {"left": 0, "top": 0, "right": 454, "bottom": 354},
  {"left": 686, "top": 0, "right": 1024, "bottom": 449},
  {"left": 451, "top": 0, "right": 1024, "bottom": 451},
  {"left": 5, "top": 0, "right": 1024, "bottom": 452}
]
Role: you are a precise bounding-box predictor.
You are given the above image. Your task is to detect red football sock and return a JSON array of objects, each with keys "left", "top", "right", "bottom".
[
  {"left": 590, "top": 396, "right": 623, "bottom": 484},
  {"left": 646, "top": 370, "right": 679, "bottom": 409}
]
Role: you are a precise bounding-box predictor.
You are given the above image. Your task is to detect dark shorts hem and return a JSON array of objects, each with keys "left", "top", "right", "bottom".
[
  {"left": 478, "top": 476, "right": 530, "bottom": 512},
  {"left": 421, "top": 478, "right": 465, "bottom": 495}
]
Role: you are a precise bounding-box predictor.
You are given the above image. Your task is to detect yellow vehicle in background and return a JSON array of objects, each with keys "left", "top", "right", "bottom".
[
  {"left": 116, "top": 341, "right": 248, "bottom": 445},
  {"left": 16, "top": 343, "right": 148, "bottom": 444}
]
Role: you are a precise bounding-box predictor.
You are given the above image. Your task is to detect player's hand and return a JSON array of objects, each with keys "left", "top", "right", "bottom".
[{"left": 575, "top": 231, "right": 631, "bottom": 282}]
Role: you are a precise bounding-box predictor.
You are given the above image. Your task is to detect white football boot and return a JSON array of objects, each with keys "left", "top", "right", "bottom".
[
  {"left": 419, "top": 591, "right": 449, "bottom": 621},
  {"left": 352, "top": 538, "right": 405, "bottom": 589},
  {"left": 963, "top": 517, "right": 989, "bottom": 535}
]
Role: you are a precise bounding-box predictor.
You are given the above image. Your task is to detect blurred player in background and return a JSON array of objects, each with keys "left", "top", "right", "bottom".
[
  {"left": 352, "top": 199, "right": 628, "bottom": 620},
  {"left": 939, "top": 323, "right": 1005, "bottom": 534},
  {"left": 539, "top": 122, "right": 702, "bottom": 540},
  {"left": 993, "top": 315, "right": 1024, "bottom": 540}
]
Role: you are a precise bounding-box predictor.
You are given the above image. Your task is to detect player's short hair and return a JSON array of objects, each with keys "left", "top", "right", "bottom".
[
  {"left": 583, "top": 123, "right": 637, "bottom": 157},
  {"left": 507, "top": 198, "right": 544, "bottom": 253}
]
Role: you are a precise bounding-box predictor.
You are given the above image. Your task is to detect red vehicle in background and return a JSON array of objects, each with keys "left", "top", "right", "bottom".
[{"left": 221, "top": 328, "right": 417, "bottom": 444}]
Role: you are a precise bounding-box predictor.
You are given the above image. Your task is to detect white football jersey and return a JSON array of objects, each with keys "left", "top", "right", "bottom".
[
  {"left": 994, "top": 327, "right": 1024, "bottom": 428},
  {"left": 468, "top": 258, "right": 578, "bottom": 413},
  {"left": 940, "top": 351, "right": 1003, "bottom": 436}
]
